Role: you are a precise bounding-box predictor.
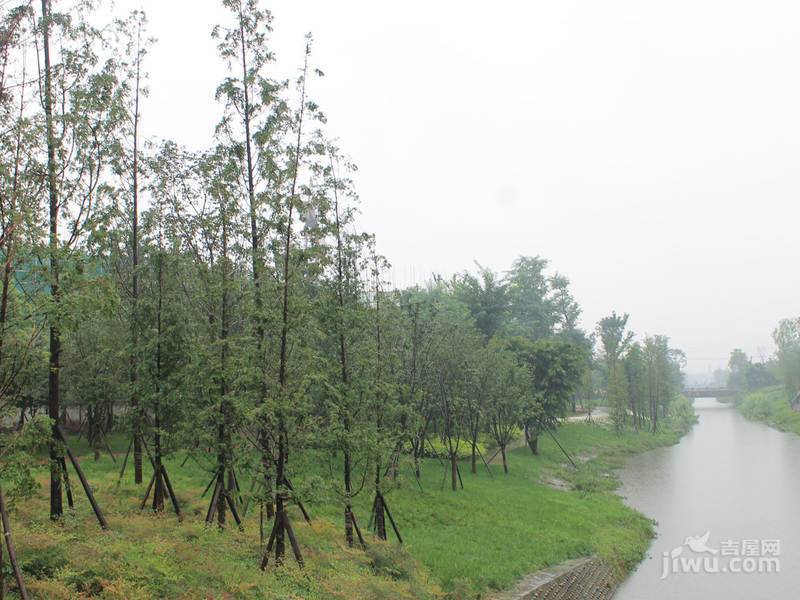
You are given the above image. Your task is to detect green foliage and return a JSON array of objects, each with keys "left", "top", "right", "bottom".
[
  {"left": 0, "top": 414, "right": 51, "bottom": 502},
  {"left": 739, "top": 387, "right": 800, "bottom": 434},
  {"left": 510, "top": 336, "right": 585, "bottom": 442},
  {"left": 20, "top": 543, "right": 68, "bottom": 579},
  {"left": 669, "top": 396, "right": 699, "bottom": 431},
  {"left": 596, "top": 312, "right": 634, "bottom": 366},
  {"left": 608, "top": 362, "right": 629, "bottom": 433},
  {"left": 425, "top": 437, "right": 488, "bottom": 460},
  {"left": 771, "top": 320, "right": 800, "bottom": 398},
  {"left": 453, "top": 264, "right": 508, "bottom": 339},
  {"left": 728, "top": 348, "right": 779, "bottom": 396}
]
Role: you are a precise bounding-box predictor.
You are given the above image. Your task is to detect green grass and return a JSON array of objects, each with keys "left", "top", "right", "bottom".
[
  {"left": 5, "top": 412, "right": 695, "bottom": 599},
  {"left": 738, "top": 386, "right": 800, "bottom": 434}
]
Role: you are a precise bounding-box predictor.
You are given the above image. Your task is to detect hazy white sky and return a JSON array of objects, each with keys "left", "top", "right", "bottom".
[{"left": 111, "top": 0, "right": 800, "bottom": 373}]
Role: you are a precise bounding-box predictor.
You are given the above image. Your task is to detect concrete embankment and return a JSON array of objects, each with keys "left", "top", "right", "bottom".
[{"left": 490, "top": 557, "right": 618, "bottom": 600}]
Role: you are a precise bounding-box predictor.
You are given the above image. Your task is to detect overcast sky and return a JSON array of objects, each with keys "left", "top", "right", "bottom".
[{"left": 111, "top": 0, "right": 800, "bottom": 374}]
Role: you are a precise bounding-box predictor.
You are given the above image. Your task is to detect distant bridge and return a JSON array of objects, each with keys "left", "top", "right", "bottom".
[{"left": 683, "top": 386, "right": 736, "bottom": 398}]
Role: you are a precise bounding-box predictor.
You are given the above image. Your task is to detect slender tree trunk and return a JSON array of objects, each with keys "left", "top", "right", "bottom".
[
  {"left": 330, "top": 156, "right": 367, "bottom": 547},
  {"left": 374, "top": 462, "right": 386, "bottom": 540},
  {"left": 152, "top": 253, "right": 165, "bottom": 513},
  {"left": 274, "top": 432, "right": 286, "bottom": 559},
  {"left": 272, "top": 39, "right": 310, "bottom": 563},
  {"left": 89, "top": 407, "right": 100, "bottom": 461},
  {"left": 413, "top": 439, "right": 421, "bottom": 479},
  {"left": 470, "top": 439, "right": 477, "bottom": 474},
  {"left": 501, "top": 444, "right": 508, "bottom": 474},
  {"left": 450, "top": 452, "right": 458, "bottom": 491},
  {"left": 130, "top": 22, "right": 144, "bottom": 485},
  {"left": 527, "top": 425, "right": 539, "bottom": 455},
  {"left": 344, "top": 440, "right": 353, "bottom": 547},
  {"left": 236, "top": 6, "right": 273, "bottom": 519},
  {"left": 651, "top": 365, "right": 659, "bottom": 434},
  {"left": 16, "top": 397, "right": 26, "bottom": 430},
  {"left": 41, "top": 0, "right": 63, "bottom": 520},
  {"left": 216, "top": 194, "right": 231, "bottom": 528}
]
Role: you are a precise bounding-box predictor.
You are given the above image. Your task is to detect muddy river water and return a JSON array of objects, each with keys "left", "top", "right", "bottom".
[{"left": 615, "top": 397, "right": 799, "bottom": 599}]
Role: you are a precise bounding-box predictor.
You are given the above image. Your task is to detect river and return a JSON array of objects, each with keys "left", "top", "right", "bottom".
[{"left": 615, "top": 397, "right": 800, "bottom": 599}]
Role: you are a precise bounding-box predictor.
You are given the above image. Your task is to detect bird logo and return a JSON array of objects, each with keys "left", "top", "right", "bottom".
[{"left": 684, "top": 531, "right": 718, "bottom": 554}]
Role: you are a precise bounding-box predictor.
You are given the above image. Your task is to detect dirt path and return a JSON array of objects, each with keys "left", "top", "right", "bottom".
[{"left": 566, "top": 407, "right": 609, "bottom": 423}]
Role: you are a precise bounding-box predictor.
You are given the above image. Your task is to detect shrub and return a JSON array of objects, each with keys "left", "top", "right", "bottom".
[{"left": 21, "top": 544, "right": 68, "bottom": 579}]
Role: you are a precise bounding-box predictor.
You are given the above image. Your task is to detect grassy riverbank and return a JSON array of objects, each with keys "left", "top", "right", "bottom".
[
  {"left": 7, "top": 405, "right": 695, "bottom": 599},
  {"left": 738, "top": 386, "right": 800, "bottom": 435}
]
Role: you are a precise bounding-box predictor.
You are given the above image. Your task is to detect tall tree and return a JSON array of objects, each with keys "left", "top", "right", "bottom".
[
  {"left": 321, "top": 147, "right": 371, "bottom": 547},
  {"left": 115, "top": 9, "right": 151, "bottom": 486},
  {"left": 214, "top": 0, "right": 287, "bottom": 518},
  {"left": 262, "top": 34, "right": 322, "bottom": 568},
  {"left": 549, "top": 273, "right": 581, "bottom": 333},
  {"left": 510, "top": 337, "right": 583, "bottom": 454},
  {"left": 484, "top": 340, "right": 527, "bottom": 473},
  {"left": 38, "top": 0, "right": 123, "bottom": 523},
  {"left": 505, "top": 256, "right": 555, "bottom": 340},
  {"left": 771, "top": 319, "right": 800, "bottom": 402},
  {"left": 624, "top": 343, "right": 647, "bottom": 429},
  {"left": 597, "top": 312, "right": 634, "bottom": 432}
]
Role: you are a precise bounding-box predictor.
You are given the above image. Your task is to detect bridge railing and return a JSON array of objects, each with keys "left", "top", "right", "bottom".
[{"left": 682, "top": 387, "right": 736, "bottom": 397}]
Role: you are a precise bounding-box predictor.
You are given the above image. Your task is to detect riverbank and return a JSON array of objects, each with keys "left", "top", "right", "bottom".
[
  {"left": 737, "top": 386, "right": 800, "bottom": 435},
  {"left": 8, "top": 405, "right": 695, "bottom": 599}
]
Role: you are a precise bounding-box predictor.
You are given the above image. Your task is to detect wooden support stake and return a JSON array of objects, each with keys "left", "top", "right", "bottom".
[
  {"left": 283, "top": 511, "right": 304, "bottom": 568},
  {"left": 140, "top": 470, "right": 157, "bottom": 510},
  {"left": 282, "top": 478, "right": 311, "bottom": 524},
  {"left": 201, "top": 473, "right": 216, "bottom": 498},
  {"left": 424, "top": 437, "right": 447, "bottom": 467},
  {"left": 349, "top": 510, "right": 366, "bottom": 550},
  {"left": 486, "top": 446, "right": 502, "bottom": 465},
  {"left": 205, "top": 475, "right": 223, "bottom": 525},
  {"left": 476, "top": 445, "right": 494, "bottom": 478},
  {"left": 59, "top": 457, "right": 74, "bottom": 509},
  {"left": 140, "top": 439, "right": 180, "bottom": 516},
  {"left": 224, "top": 490, "right": 243, "bottom": 529},
  {"left": 546, "top": 429, "right": 577, "bottom": 469},
  {"left": 116, "top": 436, "right": 134, "bottom": 488},
  {"left": 241, "top": 477, "right": 260, "bottom": 519},
  {"left": 413, "top": 469, "right": 424, "bottom": 492},
  {"left": 0, "top": 487, "right": 29, "bottom": 600},
  {"left": 260, "top": 513, "right": 280, "bottom": 570},
  {"left": 99, "top": 428, "right": 117, "bottom": 463},
  {"left": 161, "top": 467, "right": 181, "bottom": 517},
  {"left": 380, "top": 493, "right": 403, "bottom": 544},
  {"left": 56, "top": 427, "right": 108, "bottom": 530},
  {"left": 231, "top": 469, "right": 244, "bottom": 507}
]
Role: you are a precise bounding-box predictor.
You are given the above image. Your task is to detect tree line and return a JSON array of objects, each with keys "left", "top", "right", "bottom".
[
  {"left": 726, "top": 317, "right": 800, "bottom": 405},
  {"left": 0, "top": 0, "right": 690, "bottom": 579}
]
